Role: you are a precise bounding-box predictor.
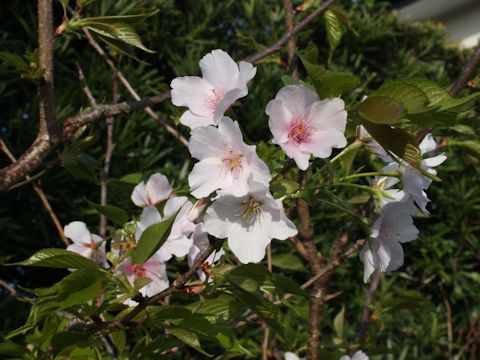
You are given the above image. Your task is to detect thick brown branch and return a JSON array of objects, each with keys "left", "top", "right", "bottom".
[
  {"left": 243, "top": 0, "right": 334, "bottom": 63},
  {"left": 450, "top": 41, "right": 480, "bottom": 96}
]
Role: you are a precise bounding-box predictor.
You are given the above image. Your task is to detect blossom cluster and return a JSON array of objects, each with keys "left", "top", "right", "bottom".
[
  {"left": 358, "top": 127, "right": 446, "bottom": 282},
  {"left": 63, "top": 49, "right": 349, "bottom": 300}
]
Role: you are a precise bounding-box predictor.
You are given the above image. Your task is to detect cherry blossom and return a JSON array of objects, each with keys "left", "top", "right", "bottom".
[
  {"left": 171, "top": 49, "right": 256, "bottom": 128},
  {"left": 360, "top": 198, "right": 419, "bottom": 282},
  {"left": 134, "top": 196, "right": 195, "bottom": 262},
  {"left": 203, "top": 182, "right": 297, "bottom": 263},
  {"left": 357, "top": 125, "right": 393, "bottom": 162},
  {"left": 64, "top": 221, "right": 108, "bottom": 268},
  {"left": 188, "top": 116, "right": 271, "bottom": 198},
  {"left": 266, "top": 85, "right": 347, "bottom": 170},
  {"left": 340, "top": 350, "right": 369, "bottom": 360},
  {"left": 131, "top": 173, "right": 172, "bottom": 208},
  {"left": 187, "top": 224, "right": 225, "bottom": 281},
  {"left": 116, "top": 253, "right": 169, "bottom": 297},
  {"left": 375, "top": 133, "right": 447, "bottom": 214},
  {"left": 284, "top": 352, "right": 300, "bottom": 360}
]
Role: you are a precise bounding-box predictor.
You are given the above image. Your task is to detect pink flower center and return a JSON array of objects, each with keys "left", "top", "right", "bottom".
[
  {"left": 128, "top": 263, "right": 146, "bottom": 277},
  {"left": 205, "top": 88, "right": 225, "bottom": 112},
  {"left": 222, "top": 150, "right": 244, "bottom": 178},
  {"left": 288, "top": 118, "right": 313, "bottom": 144}
]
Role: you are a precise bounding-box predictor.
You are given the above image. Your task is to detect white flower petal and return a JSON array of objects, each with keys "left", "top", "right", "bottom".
[
  {"left": 419, "top": 133, "right": 436, "bottom": 154},
  {"left": 189, "top": 125, "right": 228, "bottom": 160},
  {"left": 203, "top": 195, "right": 240, "bottom": 239},
  {"left": 275, "top": 85, "right": 318, "bottom": 119},
  {"left": 237, "top": 61, "right": 257, "bottom": 95},
  {"left": 145, "top": 173, "right": 172, "bottom": 205},
  {"left": 170, "top": 76, "right": 213, "bottom": 116},
  {"left": 131, "top": 181, "right": 149, "bottom": 207},
  {"left": 180, "top": 110, "right": 215, "bottom": 128},
  {"left": 266, "top": 99, "right": 292, "bottom": 144},
  {"left": 423, "top": 154, "right": 447, "bottom": 168},
  {"left": 307, "top": 97, "right": 347, "bottom": 132},
  {"left": 228, "top": 220, "right": 271, "bottom": 263},
  {"left": 199, "top": 49, "right": 240, "bottom": 90},
  {"left": 213, "top": 89, "right": 242, "bottom": 122},
  {"left": 188, "top": 158, "right": 232, "bottom": 198},
  {"left": 67, "top": 243, "right": 92, "bottom": 258},
  {"left": 64, "top": 221, "right": 91, "bottom": 244}
]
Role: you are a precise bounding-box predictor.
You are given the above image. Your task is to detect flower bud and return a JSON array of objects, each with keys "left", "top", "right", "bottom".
[{"left": 188, "top": 197, "right": 210, "bottom": 224}]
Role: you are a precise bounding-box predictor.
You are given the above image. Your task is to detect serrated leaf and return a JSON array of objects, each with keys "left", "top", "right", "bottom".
[
  {"left": 85, "top": 198, "right": 128, "bottom": 226},
  {"left": 131, "top": 212, "right": 177, "bottom": 264},
  {"left": 361, "top": 120, "right": 421, "bottom": 168},
  {"left": 85, "top": 22, "right": 154, "bottom": 53},
  {"left": 358, "top": 96, "right": 404, "bottom": 124},
  {"left": 374, "top": 81, "right": 430, "bottom": 114},
  {"left": 323, "top": 9, "right": 342, "bottom": 58},
  {"left": 5, "top": 248, "right": 100, "bottom": 269}
]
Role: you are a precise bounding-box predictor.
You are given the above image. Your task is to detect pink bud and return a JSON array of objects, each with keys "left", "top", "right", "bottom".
[{"left": 188, "top": 198, "right": 210, "bottom": 224}]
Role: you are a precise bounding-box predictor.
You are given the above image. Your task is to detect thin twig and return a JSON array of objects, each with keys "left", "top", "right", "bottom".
[
  {"left": 76, "top": 62, "right": 98, "bottom": 107},
  {"left": 2, "top": 1, "right": 333, "bottom": 192},
  {"left": 243, "top": 0, "right": 334, "bottom": 63},
  {"left": 283, "top": 0, "right": 299, "bottom": 78},
  {"left": 81, "top": 28, "right": 189, "bottom": 147},
  {"left": 450, "top": 41, "right": 480, "bottom": 96},
  {"left": 357, "top": 271, "right": 381, "bottom": 342},
  {"left": 100, "top": 67, "right": 119, "bottom": 237},
  {"left": 71, "top": 237, "right": 223, "bottom": 333},
  {"left": 0, "top": 137, "right": 68, "bottom": 245}
]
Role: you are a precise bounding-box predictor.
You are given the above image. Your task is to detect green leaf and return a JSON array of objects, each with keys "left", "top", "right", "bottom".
[
  {"left": 271, "top": 253, "right": 308, "bottom": 273},
  {"left": 0, "top": 51, "right": 27, "bottom": 70},
  {"left": 299, "top": 43, "right": 358, "bottom": 98},
  {"left": 79, "top": 10, "right": 159, "bottom": 25},
  {"left": 5, "top": 248, "right": 100, "bottom": 269},
  {"left": 0, "top": 341, "right": 30, "bottom": 357},
  {"left": 131, "top": 212, "right": 178, "bottom": 264},
  {"left": 357, "top": 96, "right": 405, "bottom": 124},
  {"left": 85, "top": 198, "right": 128, "bottom": 226},
  {"left": 373, "top": 81, "right": 430, "bottom": 114},
  {"left": 361, "top": 120, "right": 421, "bottom": 168},
  {"left": 168, "top": 326, "right": 212, "bottom": 357},
  {"left": 60, "top": 150, "right": 98, "bottom": 183},
  {"left": 270, "top": 178, "right": 299, "bottom": 195},
  {"left": 51, "top": 331, "right": 90, "bottom": 351},
  {"left": 227, "top": 281, "right": 285, "bottom": 339},
  {"left": 85, "top": 22, "right": 154, "bottom": 53},
  {"left": 333, "top": 306, "right": 345, "bottom": 338},
  {"left": 323, "top": 9, "right": 343, "bottom": 59},
  {"left": 187, "top": 293, "right": 246, "bottom": 320}
]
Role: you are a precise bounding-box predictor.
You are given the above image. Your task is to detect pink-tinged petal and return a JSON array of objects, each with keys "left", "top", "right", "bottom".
[
  {"left": 64, "top": 221, "right": 91, "bottom": 244},
  {"left": 227, "top": 219, "right": 271, "bottom": 263},
  {"left": 145, "top": 173, "right": 172, "bottom": 204},
  {"left": 237, "top": 61, "right": 256, "bottom": 95},
  {"left": 285, "top": 352, "right": 300, "bottom": 360},
  {"left": 142, "top": 257, "right": 169, "bottom": 296},
  {"left": 352, "top": 351, "right": 369, "bottom": 360},
  {"left": 266, "top": 99, "right": 292, "bottom": 144},
  {"left": 170, "top": 76, "right": 213, "bottom": 116},
  {"left": 217, "top": 117, "right": 245, "bottom": 152},
  {"left": 281, "top": 142, "right": 310, "bottom": 170},
  {"left": 136, "top": 207, "right": 162, "bottom": 239},
  {"left": 419, "top": 133, "right": 436, "bottom": 154},
  {"left": 247, "top": 151, "right": 272, "bottom": 188},
  {"left": 306, "top": 97, "right": 347, "bottom": 132},
  {"left": 301, "top": 130, "right": 347, "bottom": 158},
  {"left": 203, "top": 196, "right": 240, "bottom": 239},
  {"left": 91, "top": 234, "right": 103, "bottom": 244},
  {"left": 189, "top": 125, "right": 228, "bottom": 160},
  {"left": 163, "top": 196, "right": 188, "bottom": 218},
  {"left": 180, "top": 110, "right": 215, "bottom": 129},
  {"left": 381, "top": 237, "right": 404, "bottom": 272},
  {"left": 213, "top": 89, "right": 243, "bottom": 122},
  {"left": 199, "top": 49, "right": 239, "bottom": 90},
  {"left": 189, "top": 158, "right": 233, "bottom": 198},
  {"left": 131, "top": 182, "right": 149, "bottom": 207},
  {"left": 423, "top": 154, "right": 447, "bottom": 168},
  {"left": 67, "top": 243, "right": 92, "bottom": 258},
  {"left": 275, "top": 85, "right": 318, "bottom": 119}
]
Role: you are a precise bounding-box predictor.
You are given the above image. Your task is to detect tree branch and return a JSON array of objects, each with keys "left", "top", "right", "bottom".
[
  {"left": 1, "top": 0, "right": 333, "bottom": 192},
  {"left": 450, "top": 41, "right": 480, "bottom": 96},
  {"left": 283, "top": 0, "right": 299, "bottom": 78},
  {"left": 243, "top": 0, "right": 334, "bottom": 63}
]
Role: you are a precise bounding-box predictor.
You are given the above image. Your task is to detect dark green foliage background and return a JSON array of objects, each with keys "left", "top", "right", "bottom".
[{"left": 0, "top": 0, "right": 479, "bottom": 358}]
